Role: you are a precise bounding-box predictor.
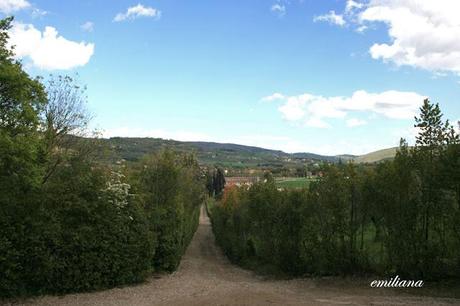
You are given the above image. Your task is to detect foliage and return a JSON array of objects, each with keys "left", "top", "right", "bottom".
[
  {"left": 211, "top": 99, "right": 460, "bottom": 280},
  {"left": 205, "top": 167, "right": 226, "bottom": 198},
  {"left": 275, "top": 177, "right": 313, "bottom": 189},
  {"left": 0, "top": 149, "right": 154, "bottom": 297},
  {"left": 0, "top": 17, "right": 46, "bottom": 196},
  {"left": 0, "top": 18, "right": 204, "bottom": 298},
  {"left": 97, "top": 137, "right": 360, "bottom": 176},
  {"left": 133, "top": 150, "right": 204, "bottom": 272}
]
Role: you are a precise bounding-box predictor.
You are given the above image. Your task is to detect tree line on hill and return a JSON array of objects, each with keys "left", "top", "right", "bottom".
[
  {"left": 0, "top": 17, "right": 204, "bottom": 297},
  {"left": 210, "top": 99, "right": 460, "bottom": 280}
]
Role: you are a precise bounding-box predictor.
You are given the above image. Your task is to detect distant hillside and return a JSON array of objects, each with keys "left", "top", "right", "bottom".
[
  {"left": 101, "top": 137, "right": 352, "bottom": 168},
  {"left": 335, "top": 154, "right": 356, "bottom": 161},
  {"left": 291, "top": 152, "right": 344, "bottom": 163},
  {"left": 101, "top": 137, "right": 395, "bottom": 168},
  {"left": 104, "top": 137, "right": 288, "bottom": 166},
  {"left": 354, "top": 147, "right": 399, "bottom": 163}
]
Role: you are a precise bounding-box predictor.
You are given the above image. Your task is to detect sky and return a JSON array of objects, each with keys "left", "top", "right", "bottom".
[{"left": 2, "top": 0, "right": 460, "bottom": 155}]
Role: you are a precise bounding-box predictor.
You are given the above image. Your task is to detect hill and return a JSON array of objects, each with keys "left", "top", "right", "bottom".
[
  {"left": 100, "top": 137, "right": 396, "bottom": 169},
  {"left": 353, "top": 147, "right": 399, "bottom": 163},
  {"left": 101, "top": 137, "right": 355, "bottom": 169}
]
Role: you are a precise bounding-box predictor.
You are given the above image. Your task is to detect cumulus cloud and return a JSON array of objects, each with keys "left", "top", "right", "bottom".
[
  {"left": 356, "top": 25, "right": 367, "bottom": 33},
  {"left": 360, "top": 0, "right": 460, "bottom": 73},
  {"left": 0, "top": 0, "right": 30, "bottom": 13},
  {"left": 114, "top": 4, "right": 161, "bottom": 22},
  {"left": 345, "top": 0, "right": 363, "bottom": 14},
  {"left": 263, "top": 90, "right": 426, "bottom": 128},
  {"left": 8, "top": 22, "right": 95, "bottom": 70},
  {"left": 313, "top": 10, "right": 346, "bottom": 27},
  {"left": 261, "top": 92, "right": 285, "bottom": 102},
  {"left": 80, "top": 21, "right": 94, "bottom": 32},
  {"left": 270, "top": 3, "right": 286, "bottom": 17},
  {"left": 318, "top": 0, "right": 460, "bottom": 73}
]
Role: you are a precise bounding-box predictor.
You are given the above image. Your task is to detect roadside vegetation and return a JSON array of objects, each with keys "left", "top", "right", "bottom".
[
  {"left": 211, "top": 99, "right": 460, "bottom": 281},
  {"left": 0, "top": 17, "right": 204, "bottom": 298},
  {"left": 2, "top": 13, "right": 460, "bottom": 300}
]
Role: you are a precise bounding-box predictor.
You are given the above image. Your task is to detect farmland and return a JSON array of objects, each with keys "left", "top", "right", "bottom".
[{"left": 275, "top": 177, "right": 315, "bottom": 189}]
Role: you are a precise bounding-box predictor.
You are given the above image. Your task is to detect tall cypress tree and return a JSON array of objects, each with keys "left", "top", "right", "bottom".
[{"left": 213, "top": 168, "right": 226, "bottom": 198}]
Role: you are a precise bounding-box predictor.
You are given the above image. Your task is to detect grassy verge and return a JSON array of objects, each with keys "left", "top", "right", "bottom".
[{"left": 205, "top": 197, "right": 216, "bottom": 217}]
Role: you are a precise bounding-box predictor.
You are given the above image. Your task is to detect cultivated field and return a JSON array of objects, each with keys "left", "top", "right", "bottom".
[{"left": 275, "top": 177, "right": 315, "bottom": 189}]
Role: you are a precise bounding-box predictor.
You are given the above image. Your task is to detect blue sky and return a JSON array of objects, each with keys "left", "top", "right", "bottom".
[{"left": 3, "top": 0, "right": 460, "bottom": 155}]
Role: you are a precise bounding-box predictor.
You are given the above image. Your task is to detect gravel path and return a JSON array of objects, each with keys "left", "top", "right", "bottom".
[{"left": 21, "top": 205, "right": 460, "bottom": 306}]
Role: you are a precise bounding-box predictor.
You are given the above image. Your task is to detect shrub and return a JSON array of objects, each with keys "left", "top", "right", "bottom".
[{"left": 136, "top": 150, "right": 203, "bottom": 272}]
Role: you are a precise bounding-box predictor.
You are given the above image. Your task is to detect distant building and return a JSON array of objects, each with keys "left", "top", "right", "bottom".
[{"left": 225, "top": 176, "right": 260, "bottom": 187}]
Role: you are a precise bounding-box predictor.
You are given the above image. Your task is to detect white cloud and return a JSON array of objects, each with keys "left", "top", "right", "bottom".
[
  {"left": 345, "top": 0, "right": 363, "bottom": 14},
  {"left": 313, "top": 10, "right": 346, "bottom": 27},
  {"left": 0, "top": 0, "right": 30, "bottom": 13},
  {"left": 8, "top": 22, "right": 94, "bottom": 70},
  {"left": 114, "top": 4, "right": 161, "bottom": 22},
  {"left": 346, "top": 118, "right": 367, "bottom": 127},
  {"left": 356, "top": 25, "right": 367, "bottom": 33},
  {"left": 270, "top": 4, "right": 286, "bottom": 17},
  {"left": 315, "top": 1, "right": 460, "bottom": 73},
  {"left": 357, "top": 0, "right": 460, "bottom": 73},
  {"left": 31, "top": 7, "right": 47, "bottom": 18},
  {"left": 305, "top": 117, "right": 331, "bottom": 129},
  {"left": 80, "top": 21, "right": 94, "bottom": 32},
  {"left": 277, "top": 94, "right": 310, "bottom": 121},
  {"left": 263, "top": 90, "right": 426, "bottom": 128},
  {"left": 261, "top": 92, "right": 285, "bottom": 102}
]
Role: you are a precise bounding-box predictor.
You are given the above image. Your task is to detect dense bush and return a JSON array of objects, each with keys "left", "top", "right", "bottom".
[
  {"left": 211, "top": 102, "right": 460, "bottom": 280},
  {"left": 212, "top": 152, "right": 460, "bottom": 279},
  {"left": 133, "top": 150, "right": 203, "bottom": 272},
  {"left": 0, "top": 148, "right": 204, "bottom": 297},
  {"left": 0, "top": 17, "right": 203, "bottom": 298},
  {"left": 0, "top": 152, "right": 154, "bottom": 297}
]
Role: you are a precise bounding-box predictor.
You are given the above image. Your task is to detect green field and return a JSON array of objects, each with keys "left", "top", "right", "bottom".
[{"left": 275, "top": 177, "right": 314, "bottom": 189}]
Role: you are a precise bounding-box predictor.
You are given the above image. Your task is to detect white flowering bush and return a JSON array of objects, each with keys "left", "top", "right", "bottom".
[{"left": 102, "top": 171, "right": 133, "bottom": 209}]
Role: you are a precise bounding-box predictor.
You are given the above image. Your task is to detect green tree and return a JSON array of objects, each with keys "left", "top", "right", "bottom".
[
  {"left": 414, "top": 99, "right": 457, "bottom": 244},
  {"left": 0, "top": 17, "right": 47, "bottom": 296},
  {"left": 1, "top": 17, "right": 154, "bottom": 296},
  {"left": 415, "top": 98, "right": 453, "bottom": 151},
  {"left": 213, "top": 168, "right": 226, "bottom": 198},
  {"left": 41, "top": 75, "right": 91, "bottom": 184},
  {"left": 0, "top": 17, "right": 46, "bottom": 193}
]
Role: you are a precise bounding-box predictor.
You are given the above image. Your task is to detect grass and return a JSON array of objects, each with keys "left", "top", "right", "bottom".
[
  {"left": 205, "top": 197, "right": 216, "bottom": 216},
  {"left": 275, "top": 177, "right": 315, "bottom": 189},
  {"left": 354, "top": 147, "right": 399, "bottom": 163}
]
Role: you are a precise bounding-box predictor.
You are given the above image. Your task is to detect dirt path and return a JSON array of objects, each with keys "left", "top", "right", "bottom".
[{"left": 22, "top": 206, "right": 459, "bottom": 306}]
